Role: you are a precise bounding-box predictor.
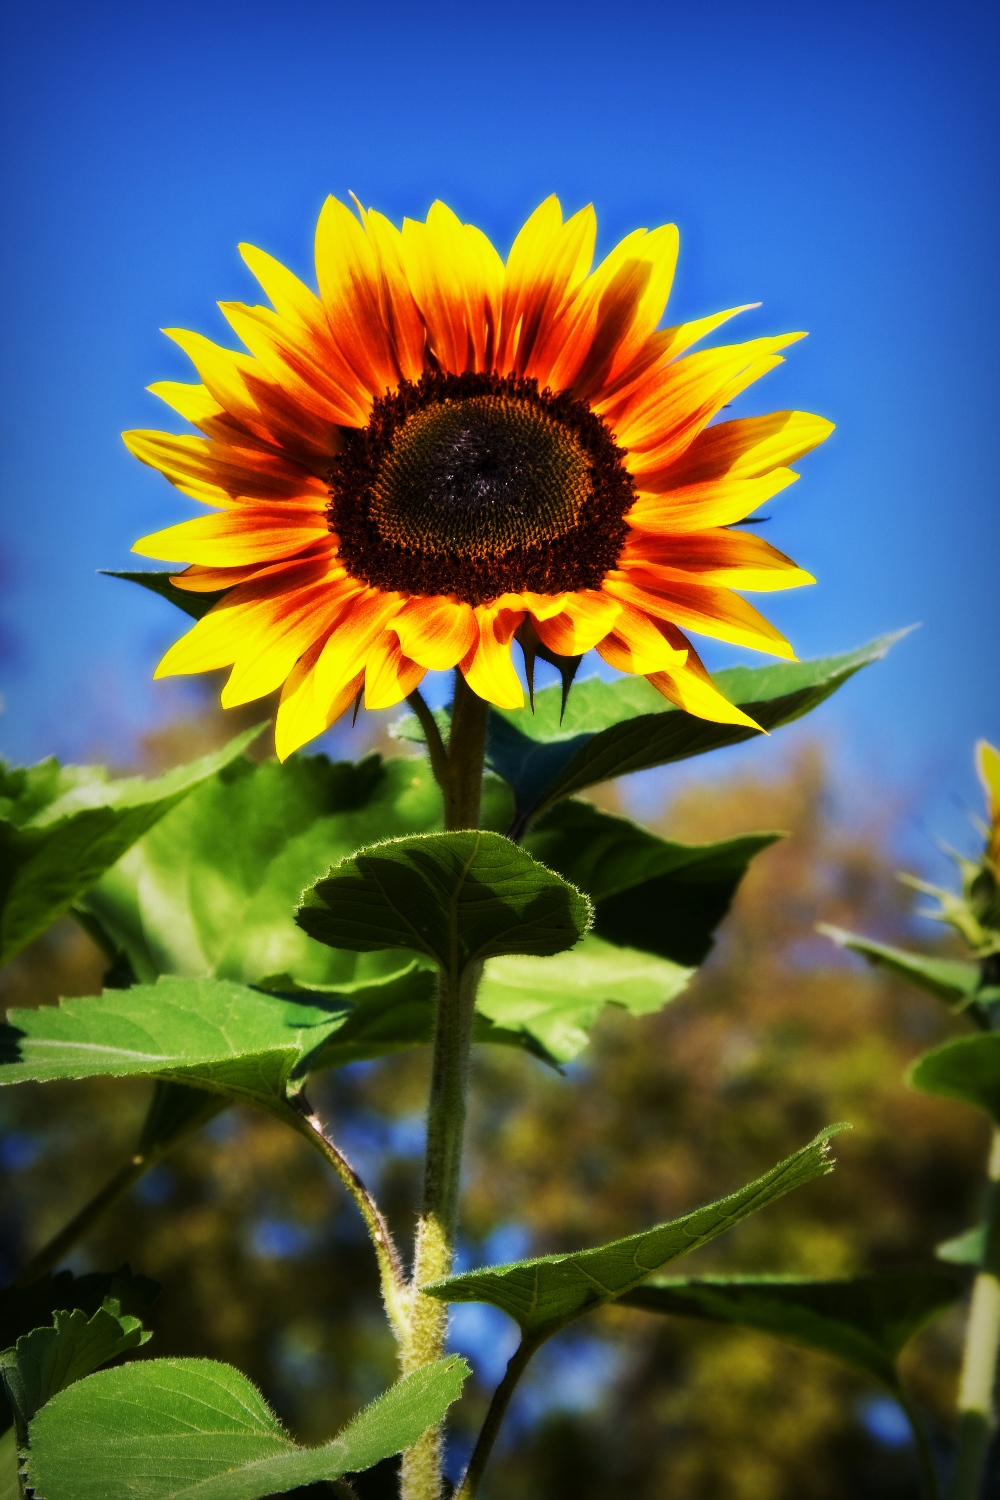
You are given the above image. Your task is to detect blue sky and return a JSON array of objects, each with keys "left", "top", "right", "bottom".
[{"left": 1, "top": 0, "right": 997, "bottom": 843}]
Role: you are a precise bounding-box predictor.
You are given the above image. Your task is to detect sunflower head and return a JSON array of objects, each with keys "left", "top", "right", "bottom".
[{"left": 126, "top": 194, "right": 832, "bottom": 759}]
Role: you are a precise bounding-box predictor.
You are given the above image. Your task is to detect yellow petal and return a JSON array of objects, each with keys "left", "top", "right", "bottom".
[
  {"left": 595, "top": 603, "right": 689, "bottom": 676},
  {"left": 364, "top": 632, "right": 426, "bottom": 710},
  {"left": 620, "top": 530, "right": 815, "bottom": 592},
  {"left": 239, "top": 243, "right": 325, "bottom": 328},
  {"left": 275, "top": 636, "right": 363, "bottom": 762},
  {"left": 627, "top": 468, "right": 798, "bottom": 532},
  {"left": 460, "top": 598, "right": 526, "bottom": 709},
  {"left": 133, "top": 503, "right": 329, "bottom": 566},
  {"left": 523, "top": 590, "right": 622, "bottom": 655},
  {"left": 147, "top": 380, "right": 225, "bottom": 427},
  {"left": 392, "top": 595, "right": 478, "bottom": 671},
  {"left": 646, "top": 623, "right": 762, "bottom": 730},
  {"left": 662, "top": 410, "right": 835, "bottom": 487},
  {"left": 221, "top": 579, "right": 357, "bottom": 708},
  {"left": 605, "top": 573, "right": 796, "bottom": 659},
  {"left": 313, "top": 591, "right": 406, "bottom": 704}
]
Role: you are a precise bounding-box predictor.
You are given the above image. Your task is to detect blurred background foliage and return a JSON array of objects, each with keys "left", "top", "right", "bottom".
[{"left": 0, "top": 690, "right": 993, "bottom": 1499}]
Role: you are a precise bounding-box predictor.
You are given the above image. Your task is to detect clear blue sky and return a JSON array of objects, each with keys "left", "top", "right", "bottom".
[{"left": 1, "top": 0, "right": 997, "bottom": 843}]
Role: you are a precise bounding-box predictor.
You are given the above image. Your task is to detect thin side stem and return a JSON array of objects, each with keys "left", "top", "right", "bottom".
[
  {"left": 948, "top": 1126, "right": 1000, "bottom": 1500},
  {"left": 455, "top": 1338, "right": 540, "bottom": 1499},
  {"left": 407, "top": 689, "right": 450, "bottom": 795},
  {"left": 11, "top": 1156, "right": 147, "bottom": 1289},
  {"left": 898, "top": 1388, "right": 943, "bottom": 1500},
  {"left": 283, "top": 1098, "right": 408, "bottom": 1346}
]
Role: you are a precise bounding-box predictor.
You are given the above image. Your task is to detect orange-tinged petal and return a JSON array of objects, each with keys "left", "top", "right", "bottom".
[
  {"left": 170, "top": 540, "right": 338, "bottom": 593},
  {"left": 313, "top": 590, "right": 407, "bottom": 704},
  {"left": 352, "top": 201, "right": 428, "bottom": 384},
  {"left": 522, "top": 589, "right": 622, "bottom": 655},
  {"left": 620, "top": 529, "right": 816, "bottom": 591},
  {"left": 219, "top": 301, "right": 370, "bottom": 427},
  {"left": 391, "top": 595, "right": 477, "bottom": 671},
  {"left": 276, "top": 635, "right": 363, "bottom": 761},
  {"left": 239, "top": 243, "right": 325, "bottom": 329},
  {"left": 314, "top": 195, "right": 401, "bottom": 397},
  {"left": 627, "top": 468, "right": 798, "bottom": 531},
  {"left": 221, "top": 576, "right": 358, "bottom": 708},
  {"left": 401, "top": 201, "right": 504, "bottom": 375},
  {"left": 123, "top": 430, "right": 327, "bottom": 507},
  {"left": 605, "top": 571, "right": 796, "bottom": 658},
  {"left": 660, "top": 410, "right": 835, "bottom": 487},
  {"left": 460, "top": 598, "right": 526, "bottom": 709},
  {"left": 645, "top": 622, "right": 762, "bottom": 730},
  {"left": 133, "top": 502, "right": 329, "bottom": 567},
  {"left": 498, "top": 198, "right": 596, "bottom": 377},
  {"left": 595, "top": 602, "right": 689, "bottom": 676},
  {"left": 364, "top": 631, "right": 426, "bottom": 710},
  {"left": 587, "top": 305, "right": 756, "bottom": 413}
]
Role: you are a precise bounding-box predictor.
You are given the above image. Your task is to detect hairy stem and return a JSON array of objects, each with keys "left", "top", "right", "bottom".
[
  {"left": 284, "top": 1098, "right": 408, "bottom": 1347},
  {"left": 948, "top": 1126, "right": 1000, "bottom": 1500},
  {"left": 400, "top": 673, "right": 489, "bottom": 1500},
  {"left": 455, "top": 1338, "right": 540, "bottom": 1499},
  {"left": 407, "top": 689, "right": 450, "bottom": 795}
]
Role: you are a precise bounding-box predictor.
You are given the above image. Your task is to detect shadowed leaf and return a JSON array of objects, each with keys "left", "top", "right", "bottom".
[
  {"left": 820, "top": 925, "right": 982, "bottom": 1008},
  {"left": 910, "top": 1034, "right": 1000, "bottom": 1125}
]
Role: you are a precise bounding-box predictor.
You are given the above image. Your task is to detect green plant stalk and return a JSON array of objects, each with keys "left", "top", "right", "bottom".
[
  {"left": 400, "top": 673, "right": 489, "bottom": 1500},
  {"left": 454, "top": 1337, "right": 540, "bottom": 1500},
  {"left": 897, "top": 1388, "right": 943, "bottom": 1500},
  {"left": 948, "top": 1127, "right": 1000, "bottom": 1500}
]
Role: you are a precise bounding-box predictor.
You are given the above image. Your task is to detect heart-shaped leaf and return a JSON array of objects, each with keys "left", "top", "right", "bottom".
[
  {"left": 909, "top": 1034, "right": 1000, "bottom": 1125},
  {"left": 296, "top": 831, "right": 591, "bottom": 979},
  {"left": 820, "top": 925, "right": 983, "bottom": 1009},
  {"left": 425, "top": 1124, "right": 849, "bottom": 1340},
  {"left": 527, "top": 802, "right": 781, "bottom": 964},
  {"left": 0, "top": 728, "right": 263, "bottom": 967},
  {"left": 476, "top": 935, "right": 693, "bottom": 1062},
  {"left": 24, "top": 1354, "right": 469, "bottom": 1500},
  {"left": 619, "top": 1271, "right": 958, "bottom": 1390}
]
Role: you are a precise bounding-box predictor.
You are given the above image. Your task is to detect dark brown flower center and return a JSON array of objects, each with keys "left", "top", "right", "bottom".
[{"left": 329, "top": 371, "right": 634, "bottom": 605}]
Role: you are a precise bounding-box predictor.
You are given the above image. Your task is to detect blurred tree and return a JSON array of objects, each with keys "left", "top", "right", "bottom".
[{"left": 0, "top": 720, "right": 988, "bottom": 1499}]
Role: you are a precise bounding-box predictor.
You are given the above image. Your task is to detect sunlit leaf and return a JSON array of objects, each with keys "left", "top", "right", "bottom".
[
  {"left": 0, "top": 728, "right": 263, "bottom": 967},
  {"left": 297, "top": 830, "right": 591, "bottom": 975},
  {"left": 819, "top": 925, "right": 982, "bottom": 1008},
  {"left": 425, "top": 1125, "right": 849, "bottom": 1339},
  {"left": 909, "top": 1034, "right": 1000, "bottom": 1125},
  {"left": 528, "top": 802, "right": 781, "bottom": 964},
  {"left": 476, "top": 935, "right": 693, "bottom": 1063},
  {"left": 24, "top": 1354, "right": 469, "bottom": 1500},
  {"left": 619, "top": 1271, "right": 958, "bottom": 1389}
]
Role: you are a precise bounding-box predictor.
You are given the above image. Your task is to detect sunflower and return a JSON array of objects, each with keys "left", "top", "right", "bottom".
[{"left": 127, "top": 195, "right": 832, "bottom": 760}]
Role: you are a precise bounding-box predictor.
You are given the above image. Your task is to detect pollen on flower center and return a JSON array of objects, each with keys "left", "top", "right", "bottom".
[{"left": 329, "top": 370, "right": 635, "bottom": 605}]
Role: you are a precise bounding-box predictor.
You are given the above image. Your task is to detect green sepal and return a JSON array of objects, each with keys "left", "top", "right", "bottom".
[
  {"left": 936, "top": 1225, "right": 986, "bottom": 1267},
  {"left": 296, "top": 830, "right": 592, "bottom": 975},
  {"left": 102, "top": 569, "right": 225, "bottom": 621},
  {"left": 820, "top": 925, "right": 983, "bottom": 1009},
  {"left": 23, "top": 1354, "right": 469, "bottom": 1500},
  {"left": 0, "top": 727, "right": 264, "bottom": 967},
  {"left": 528, "top": 801, "right": 782, "bottom": 964},
  {"left": 477, "top": 935, "right": 693, "bottom": 1063},
  {"left": 619, "top": 1271, "right": 958, "bottom": 1390},
  {"left": 909, "top": 1034, "right": 1000, "bottom": 1126},
  {"left": 424, "top": 1124, "right": 850, "bottom": 1339}
]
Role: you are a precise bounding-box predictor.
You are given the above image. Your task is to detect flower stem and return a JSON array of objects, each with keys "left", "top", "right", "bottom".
[
  {"left": 948, "top": 1126, "right": 1000, "bottom": 1500},
  {"left": 407, "top": 689, "right": 449, "bottom": 796},
  {"left": 400, "top": 673, "right": 489, "bottom": 1500},
  {"left": 898, "top": 1389, "right": 943, "bottom": 1500}
]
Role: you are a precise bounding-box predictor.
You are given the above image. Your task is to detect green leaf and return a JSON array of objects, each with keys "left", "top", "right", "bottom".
[
  {"left": 79, "top": 753, "right": 447, "bottom": 992},
  {"left": 618, "top": 1271, "right": 958, "bottom": 1390},
  {"left": 296, "top": 830, "right": 591, "bottom": 977},
  {"left": 0, "top": 977, "right": 353, "bottom": 1105},
  {"left": 819, "top": 925, "right": 982, "bottom": 1008},
  {"left": 937, "top": 1225, "right": 986, "bottom": 1267},
  {"left": 1, "top": 1302, "right": 151, "bottom": 1433},
  {"left": 102, "top": 570, "right": 225, "bottom": 621},
  {"left": 476, "top": 935, "right": 693, "bottom": 1063},
  {"left": 527, "top": 801, "right": 781, "bottom": 964},
  {"left": 909, "top": 1034, "right": 1000, "bottom": 1126},
  {"left": 24, "top": 1354, "right": 469, "bottom": 1500},
  {"left": 425, "top": 1124, "right": 850, "bottom": 1339},
  {"left": 0, "top": 1428, "right": 16, "bottom": 1500},
  {"left": 0, "top": 728, "right": 264, "bottom": 967},
  {"left": 475, "top": 634, "right": 905, "bottom": 829}
]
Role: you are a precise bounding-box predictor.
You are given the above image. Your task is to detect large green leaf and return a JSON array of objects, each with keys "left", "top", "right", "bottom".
[
  {"left": 24, "top": 1354, "right": 469, "bottom": 1500},
  {"left": 297, "top": 831, "right": 591, "bottom": 977},
  {"left": 1, "top": 1302, "right": 151, "bottom": 1434},
  {"left": 401, "top": 627, "right": 905, "bottom": 828},
  {"left": 0, "top": 1428, "right": 16, "bottom": 1500},
  {"left": 79, "top": 754, "right": 446, "bottom": 992},
  {"left": 425, "top": 1124, "right": 849, "bottom": 1339},
  {"left": 0, "top": 728, "right": 263, "bottom": 967},
  {"left": 527, "top": 801, "right": 781, "bottom": 964},
  {"left": 476, "top": 935, "right": 693, "bottom": 1063},
  {"left": 619, "top": 1272, "right": 958, "bottom": 1390},
  {"left": 909, "top": 1035, "right": 1000, "bottom": 1126},
  {"left": 436, "top": 634, "right": 904, "bottom": 830},
  {"left": 819, "top": 925, "right": 982, "bottom": 1009},
  {"left": 0, "top": 977, "right": 353, "bottom": 1105}
]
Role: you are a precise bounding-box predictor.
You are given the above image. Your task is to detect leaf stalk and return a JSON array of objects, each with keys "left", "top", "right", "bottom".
[{"left": 947, "top": 1126, "right": 1000, "bottom": 1500}]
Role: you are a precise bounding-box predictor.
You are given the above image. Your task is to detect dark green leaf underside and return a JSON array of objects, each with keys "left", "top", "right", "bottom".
[
  {"left": 820, "top": 925, "right": 982, "bottom": 1008},
  {"left": 910, "top": 1034, "right": 1000, "bottom": 1125}
]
